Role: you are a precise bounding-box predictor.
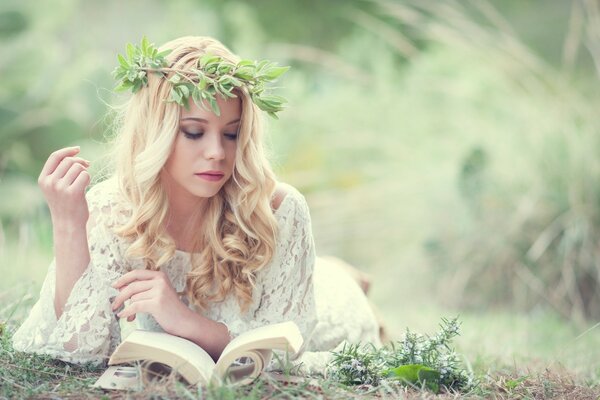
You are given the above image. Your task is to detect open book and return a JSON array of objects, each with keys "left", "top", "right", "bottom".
[{"left": 93, "top": 321, "right": 303, "bottom": 389}]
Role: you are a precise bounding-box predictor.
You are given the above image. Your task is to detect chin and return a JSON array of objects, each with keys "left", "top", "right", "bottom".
[{"left": 187, "top": 185, "right": 224, "bottom": 199}]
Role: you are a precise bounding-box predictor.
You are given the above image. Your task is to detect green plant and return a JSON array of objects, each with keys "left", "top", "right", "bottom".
[
  {"left": 112, "top": 36, "right": 290, "bottom": 118},
  {"left": 326, "top": 317, "right": 473, "bottom": 393}
]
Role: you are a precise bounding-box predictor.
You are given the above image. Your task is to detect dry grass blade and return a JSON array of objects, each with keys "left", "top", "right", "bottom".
[
  {"left": 344, "top": 7, "right": 418, "bottom": 58},
  {"left": 563, "top": 1, "right": 584, "bottom": 73}
]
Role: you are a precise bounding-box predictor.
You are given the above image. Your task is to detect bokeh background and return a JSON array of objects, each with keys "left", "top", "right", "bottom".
[{"left": 1, "top": 0, "right": 600, "bottom": 382}]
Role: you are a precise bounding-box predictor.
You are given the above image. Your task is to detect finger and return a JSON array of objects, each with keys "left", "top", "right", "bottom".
[
  {"left": 130, "top": 290, "right": 154, "bottom": 303},
  {"left": 61, "top": 162, "right": 88, "bottom": 186},
  {"left": 127, "top": 315, "right": 136, "bottom": 322},
  {"left": 39, "top": 147, "right": 81, "bottom": 178},
  {"left": 52, "top": 157, "right": 90, "bottom": 180},
  {"left": 118, "top": 299, "right": 151, "bottom": 319},
  {"left": 70, "top": 170, "right": 91, "bottom": 193},
  {"left": 112, "top": 269, "right": 163, "bottom": 289},
  {"left": 111, "top": 280, "right": 155, "bottom": 311}
]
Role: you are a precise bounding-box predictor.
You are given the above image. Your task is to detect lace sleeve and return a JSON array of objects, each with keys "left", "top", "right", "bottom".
[
  {"left": 12, "top": 179, "right": 128, "bottom": 364},
  {"left": 224, "top": 186, "right": 318, "bottom": 349}
]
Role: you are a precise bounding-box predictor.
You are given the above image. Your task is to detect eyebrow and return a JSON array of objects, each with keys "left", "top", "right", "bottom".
[{"left": 181, "top": 117, "right": 241, "bottom": 125}]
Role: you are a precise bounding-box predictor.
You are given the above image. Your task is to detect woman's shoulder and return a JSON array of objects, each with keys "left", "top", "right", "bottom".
[
  {"left": 271, "top": 182, "right": 308, "bottom": 210},
  {"left": 271, "top": 182, "right": 312, "bottom": 225}
]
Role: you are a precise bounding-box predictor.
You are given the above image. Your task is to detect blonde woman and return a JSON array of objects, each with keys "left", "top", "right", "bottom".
[{"left": 12, "top": 36, "right": 381, "bottom": 373}]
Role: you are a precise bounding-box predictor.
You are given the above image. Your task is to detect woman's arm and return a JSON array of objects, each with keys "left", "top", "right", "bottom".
[
  {"left": 111, "top": 269, "right": 231, "bottom": 360},
  {"left": 37, "top": 146, "right": 91, "bottom": 318}
]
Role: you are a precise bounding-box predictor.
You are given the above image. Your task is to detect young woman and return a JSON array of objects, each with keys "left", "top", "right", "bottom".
[{"left": 12, "top": 36, "right": 381, "bottom": 373}]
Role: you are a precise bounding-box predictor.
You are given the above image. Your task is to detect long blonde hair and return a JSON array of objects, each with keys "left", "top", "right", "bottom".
[{"left": 109, "top": 36, "right": 278, "bottom": 312}]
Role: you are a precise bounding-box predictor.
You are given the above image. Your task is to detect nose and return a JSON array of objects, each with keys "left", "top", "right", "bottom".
[{"left": 204, "top": 133, "right": 225, "bottom": 160}]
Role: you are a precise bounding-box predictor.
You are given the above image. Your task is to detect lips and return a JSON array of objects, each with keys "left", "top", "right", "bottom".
[{"left": 195, "top": 170, "right": 225, "bottom": 182}]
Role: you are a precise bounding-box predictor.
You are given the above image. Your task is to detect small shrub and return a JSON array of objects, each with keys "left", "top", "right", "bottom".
[{"left": 326, "top": 317, "right": 474, "bottom": 393}]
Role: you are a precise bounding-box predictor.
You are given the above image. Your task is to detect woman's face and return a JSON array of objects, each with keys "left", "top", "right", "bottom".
[{"left": 162, "top": 95, "right": 242, "bottom": 207}]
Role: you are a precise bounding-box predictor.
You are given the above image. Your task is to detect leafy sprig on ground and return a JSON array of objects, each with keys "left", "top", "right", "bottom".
[{"left": 326, "top": 317, "right": 474, "bottom": 393}]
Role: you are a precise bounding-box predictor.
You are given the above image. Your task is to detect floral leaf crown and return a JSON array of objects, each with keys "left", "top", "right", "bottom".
[{"left": 112, "top": 36, "right": 290, "bottom": 119}]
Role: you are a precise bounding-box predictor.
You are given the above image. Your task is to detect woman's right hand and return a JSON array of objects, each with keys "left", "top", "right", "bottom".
[{"left": 38, "top": 146, "right": 91, "bottom": 229}]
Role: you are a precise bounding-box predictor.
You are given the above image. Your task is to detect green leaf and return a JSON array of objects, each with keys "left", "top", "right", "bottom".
[
  {"left": 157, "top": 49, "right": 172, "bottom": 58},
  {"left": 418, "top": 368, "right": 440, "bottom": 393},
  {"left": 199, "top": 54, "right": 220, "bottom": 68},
  {"left": 126, "top": 43, "right": 135, "bottom": 61},
  {"left": 263, "top": 66, "right": 290, "bottom": 80},
  {"left": 132, "top": 80, "right": 143, "bottom": 93},
  {"left": 228, "top": 76, "right": 243, "bottom": 87},
  {"left": 114, "top": 81, "right": 133, "bottom": 92},
  {"left": 197, "top": 76, "right": 208, "bottom": 90},
  {"left": 141, "top": 36, "right": 150, "bottom": 54},
  {"left": 217, "top": 63, "right": 233, "bottom": 74},
  {"left": 191, "top": 89, "right": 203, "bottom": 109},
  {"left": 256, "top": 60, "right": 269, "bottom": 71},
  {"left": 259, "top": 94, "right": 287, "bottom": 105},
  {"left": 168, "top": 74, "right": 181, "bottom": 84},
  {"left": 252, "top": 97, "right": 267, "bottom": 111},
  {"left": 385, "top": 364, "right": 440, "bottom": 393},
  {"left": 170, "top": 87, "right": 182, "bottom": 104},
  {"left": 113, "top": 69, "right": 127, "bottom": 80},
  {"left": 179, "top": 84, "right": 190, "bottom": 98},
  {"left": 207, "top": 94, "right": 220, "bottom": 116},
  {"left": 117, "top": 54, "right": 129, "bottom": 69},
  {"left": 233, "top": 67, "right": 254, "bottom": 81},
  {"left": 224, "top": 88, "right": 237, "bottom": 98}
]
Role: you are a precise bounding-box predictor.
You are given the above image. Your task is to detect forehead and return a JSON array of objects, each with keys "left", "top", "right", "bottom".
[{"left": 180, "top": 96, "right": 242, "bottom": 123}]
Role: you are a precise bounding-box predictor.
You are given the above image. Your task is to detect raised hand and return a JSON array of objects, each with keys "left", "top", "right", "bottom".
[
  {"left": 38, "top": 146, "right": 91, "bottom": 228},
  {"left": 111, "top": 269, "right": 193, "bottom": 336}
]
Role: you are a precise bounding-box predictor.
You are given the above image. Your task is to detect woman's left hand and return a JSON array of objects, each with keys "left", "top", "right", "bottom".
[{"left": 111, "top": 269, "right": 191, "bottom": 335}]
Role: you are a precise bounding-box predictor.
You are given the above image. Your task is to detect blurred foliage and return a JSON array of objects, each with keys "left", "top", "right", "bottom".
[{"left": 382, "top": 0, "right": 600, "bottom": 323}]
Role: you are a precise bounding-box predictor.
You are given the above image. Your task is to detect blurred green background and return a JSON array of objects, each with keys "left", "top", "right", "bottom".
[{"left": 1, "top": 0, "right": 600, "bottom": 381}]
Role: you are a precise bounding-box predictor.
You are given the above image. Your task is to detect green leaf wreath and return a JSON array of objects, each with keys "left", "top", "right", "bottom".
[{"left": 112, "top": 36, "right": 290, "bottom": 119}]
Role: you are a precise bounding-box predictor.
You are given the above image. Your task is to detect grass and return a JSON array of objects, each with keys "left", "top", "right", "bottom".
[{"left": 2, "top": 283, "right": 600, "bottom": 399}]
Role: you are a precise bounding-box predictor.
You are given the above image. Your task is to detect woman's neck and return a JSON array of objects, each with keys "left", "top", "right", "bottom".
[
  {"left": 165, "top": 209, "right": 204, "bottom": 253},
  {"left": 161, "top": 177, "right": 208, "bottom": 251}
]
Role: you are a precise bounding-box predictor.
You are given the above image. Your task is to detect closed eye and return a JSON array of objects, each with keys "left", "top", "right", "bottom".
[{"left": 183, "top": 130, "right": 203, "bottom": 140}]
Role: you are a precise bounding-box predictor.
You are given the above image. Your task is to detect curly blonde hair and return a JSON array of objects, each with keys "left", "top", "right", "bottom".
[{"left": 108, "top": 36, "right": 278, "bottom": 312}]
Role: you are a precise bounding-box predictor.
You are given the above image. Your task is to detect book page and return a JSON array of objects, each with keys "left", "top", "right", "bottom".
[
  {"left": 216, "top": 349, "right": 272, "bottom": 386},
  {"left": 213, "top": 321, "right": 303, "bottom": 384},
  {"left": 109, "top": 330, "right": 216, "bottom": 385}
]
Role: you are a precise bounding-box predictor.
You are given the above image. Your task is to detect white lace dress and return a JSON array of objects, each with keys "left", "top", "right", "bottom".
[{"left": 12, "top": 179, "right": 381, "bottom": 374}]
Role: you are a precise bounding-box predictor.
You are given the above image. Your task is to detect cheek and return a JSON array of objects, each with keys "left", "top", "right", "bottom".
[
  {"left": 227, "top": 145, "right": 238, "bottom": 167},
  {"left": 165, "top": 140, "right": 187, "bottom": 173}
]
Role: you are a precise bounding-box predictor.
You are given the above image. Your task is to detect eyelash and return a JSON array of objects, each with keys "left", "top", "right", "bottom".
[{"left": 182, "top": 131, "right": 238, "bottom": 141}]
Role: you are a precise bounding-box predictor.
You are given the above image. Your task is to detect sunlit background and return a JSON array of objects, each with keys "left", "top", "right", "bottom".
[{"left": 1, "top": 0, "right": 600, "bottom": 382}]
